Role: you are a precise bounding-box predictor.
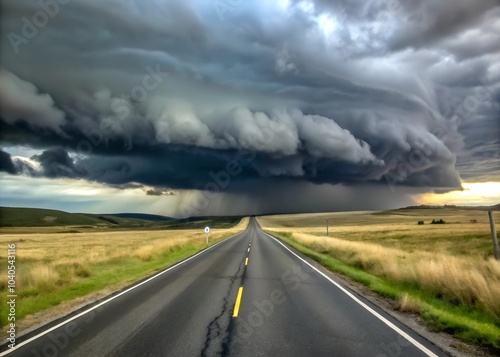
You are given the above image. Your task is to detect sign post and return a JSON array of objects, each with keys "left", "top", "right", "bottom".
[{"left": 204, "top": 226, "right": 210, "bottom": 245}]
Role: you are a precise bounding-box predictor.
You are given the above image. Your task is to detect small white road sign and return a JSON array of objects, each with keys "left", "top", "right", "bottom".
[{"left": 204, "top": 226, "right": 210, "bottom": 244}]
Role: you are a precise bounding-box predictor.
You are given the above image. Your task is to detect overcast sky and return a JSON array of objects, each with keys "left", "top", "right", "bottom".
[{"left": 1, "top": 0, "right": 499, "bottom": 216}]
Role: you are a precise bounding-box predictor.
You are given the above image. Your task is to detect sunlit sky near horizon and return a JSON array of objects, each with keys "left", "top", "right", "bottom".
[
  {"left": 1, "top": 0, "right": 499, "bottom": 216},
  {"left": 418, "top": 182, "right": 500, "bottom": 207},
  {"left": 1, "top": 173, "right": 497, "bottom": 217}
]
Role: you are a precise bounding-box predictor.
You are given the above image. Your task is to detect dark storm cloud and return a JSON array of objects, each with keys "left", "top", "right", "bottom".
[
  {"left": 0, "top": 0, "right": 499, "bottom": 205},
  {"left": 0, "top": 149, "right": 16, "bottom": 174},
  {"left": 0, "top": 148, "right": 40, "bottom": 176},
  {"left": 385, "top": 0, "right": 499, "bottom": 51},
  {"left": 31, "top": 147, "right": 85, "bottom": 178},
  {"left": 145, "top": 188, "right": 174, "bottom": 196}
]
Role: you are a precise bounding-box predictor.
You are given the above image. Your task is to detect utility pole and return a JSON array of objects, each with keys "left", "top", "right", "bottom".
[
  {"left": 326, "top": 218, "right": 329, "bottom": 237},
  {"left": 488, "top": 210, "right": 499, "bottom": 260}
]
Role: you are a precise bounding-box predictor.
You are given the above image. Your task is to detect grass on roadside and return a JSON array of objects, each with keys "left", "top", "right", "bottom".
[
  {"left": 0, "top": 218, "right": 248, "bottom": 331},
  {"left": 266, "top": 230, "right": 500, "bottom": 352}
]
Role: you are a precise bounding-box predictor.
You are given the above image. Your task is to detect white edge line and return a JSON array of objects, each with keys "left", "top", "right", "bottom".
[
  {"left": 264, "top": 231, "right": 439, "bottom": 357},
  {"left": 0, "top": 231, "right": 244, "bottom": 356}
]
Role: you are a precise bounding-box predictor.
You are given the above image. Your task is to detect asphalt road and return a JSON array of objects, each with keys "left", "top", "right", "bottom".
[{"left": 2, "top": 217, "right": 444, "bottom": 357}]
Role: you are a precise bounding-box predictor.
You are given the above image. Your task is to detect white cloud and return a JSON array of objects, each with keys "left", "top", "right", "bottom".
[
  {"left": 0, "top": 173, "right": 180, "bottom": 215},
  {"left": 0, "top": 70, "right": 66, "bottom": 134}
]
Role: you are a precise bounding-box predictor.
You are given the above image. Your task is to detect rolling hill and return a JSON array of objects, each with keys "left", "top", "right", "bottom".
[
  {"left": 0, "top": 207, "right": 107, "bottom": 227},
  {"left": 0, "top": 206, "right": 243, "bottom": 229}
]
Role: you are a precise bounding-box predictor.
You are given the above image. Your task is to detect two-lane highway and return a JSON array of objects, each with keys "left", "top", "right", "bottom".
[{"left": 2, "top": 218, "right": 444, "bottom": 356}]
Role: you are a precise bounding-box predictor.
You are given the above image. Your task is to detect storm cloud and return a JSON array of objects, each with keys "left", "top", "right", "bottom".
[{"left": 0, "top": 0, "right": 499, "bottom": 213}]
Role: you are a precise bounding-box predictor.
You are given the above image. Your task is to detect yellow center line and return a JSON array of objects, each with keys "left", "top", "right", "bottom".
[
  {"left": 233, "top": 287, "right": 244, "bottom": 317},
  {"left": 245, "top": 257, "right": 248, "bottom": 266}
]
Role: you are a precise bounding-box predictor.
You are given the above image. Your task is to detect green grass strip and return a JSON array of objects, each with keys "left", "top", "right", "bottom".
[
  {"left": 0, "top": 240, "right": 224, "bottom": 329},
  {"left": 267, "top": 231, "right": 500, "bottom": 352}
]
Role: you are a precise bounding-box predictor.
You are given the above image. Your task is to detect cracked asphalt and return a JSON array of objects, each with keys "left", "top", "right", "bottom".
[{"left": 2, "top": 218, "right": 445, "bottom": 357}]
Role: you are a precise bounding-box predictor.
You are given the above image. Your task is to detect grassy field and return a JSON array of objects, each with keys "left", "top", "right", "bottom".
[
  {"left": 0, "top": 217, "right": 248, "bottom": 332},
  {"left": 258, "top": 208, "right": 500, "bottom": 351}
]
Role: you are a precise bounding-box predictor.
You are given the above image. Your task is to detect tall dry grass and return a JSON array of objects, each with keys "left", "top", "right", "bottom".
[
  {"left": 282, "top": 232, "right": 500, "bottom": 318},
  {"left": 27, "top": 264, "right": 60, "bottom": 291},
  {"left": 258, "top": 210, "right": 500, "bottom": 257},
  {"left": 0, "top": 218, "right": 248, "bottom": 296},
  {"left": 133, "top": 237, "right": 193, "bottom": 261},
  {"left": 0, "top": 219, "right": 248, "bottom": 331}
]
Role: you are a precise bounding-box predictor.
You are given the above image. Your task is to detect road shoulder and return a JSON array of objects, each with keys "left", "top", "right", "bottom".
[{"left": 264, "top": 231, "right": 496, "bottom": 357}]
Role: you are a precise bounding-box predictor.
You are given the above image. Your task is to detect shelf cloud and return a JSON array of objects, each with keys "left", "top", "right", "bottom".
[{"left": 1, "top": 0, "right": 499, "bottom": 213}]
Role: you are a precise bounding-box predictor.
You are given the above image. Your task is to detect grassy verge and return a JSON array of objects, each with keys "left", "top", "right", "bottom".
[
  {"left": 2, "top": 244, "right": 201, "bottom": 327},
  {"left": 0, "top": 219, "right": 248, "bottom": 331},
  {"left": 267, "top": 231, "right": 500, "bottom": 352}
]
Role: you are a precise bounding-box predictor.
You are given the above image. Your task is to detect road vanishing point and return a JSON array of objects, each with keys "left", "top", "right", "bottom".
[{"left": 2, "top": 218, "right": 444, "bottom": 357}]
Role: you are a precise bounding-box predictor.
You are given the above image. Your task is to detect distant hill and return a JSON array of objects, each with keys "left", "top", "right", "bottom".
[
  {"left": 165, "top": 216, "right": 244, "bottom": 229},
  {"left": 0, "top": 207, "right": 177, "bottom": 227},
  {"left": 397, "top": 204, "right": 500, "bottom": 211},
  {"left": 0, "top": 207, "right": 106, "bottom": 227},
  {"left": 374, "top": 203, "right": 500, "bottom": 216},
  {"left": 109, "top": 213, "right": 176, "bottom": 221},
  {"left": 0, "top": 206, "right": 243, "bottom": 229},
  {"left": 81, "top": 213, "right": 176, "bottom": 227}
]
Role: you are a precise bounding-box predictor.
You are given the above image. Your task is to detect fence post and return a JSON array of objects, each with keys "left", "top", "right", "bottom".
[{"left": 488, "top": 210, "right": 499, "bottom": 260}]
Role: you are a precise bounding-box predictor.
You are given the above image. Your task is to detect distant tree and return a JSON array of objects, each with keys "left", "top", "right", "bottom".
[
  {"left": 418, "top": 221, "right": 424, "bottom": 225},
  {"left": 431, "top": 219, "right": 446, "bottom": 224}
]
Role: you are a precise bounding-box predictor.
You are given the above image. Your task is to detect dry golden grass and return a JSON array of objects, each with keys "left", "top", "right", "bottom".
[
  {"left": 396, "top": 293, "right": 421, "bottom": 313},
  {"left": 133, "top": 238, "right": 191, "bottom": 261},
  {"left": 258, "top": 209, "right": 500, "bottom": 318},
  {"left": 0, "top": 218, "right": 249, "bottom": 331},
  {"left": 0, "top": 217, "right": 249, "bottom": 297},
  {"left": 27, "top": 264, "right": 60, "bottom": 291},
  {"left": 259, "top": 209, "right": 500, "bottom": 256}
]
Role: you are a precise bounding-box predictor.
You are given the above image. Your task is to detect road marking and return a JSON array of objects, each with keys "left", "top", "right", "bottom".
[
  {"left": 264, "top": 232, "right": 439, "bottom": 357},
  {"left": 247, "top": 247, "right": 250, "bottom": 252},
  {"left": 0, "top": 231, "right": 247, "bottom": 356},
  {"left": 233, "top": 287, "right": 244, "bottom": 317},
  {"left": 245, "top": 257, "right": 249, "bottom": 266}
]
